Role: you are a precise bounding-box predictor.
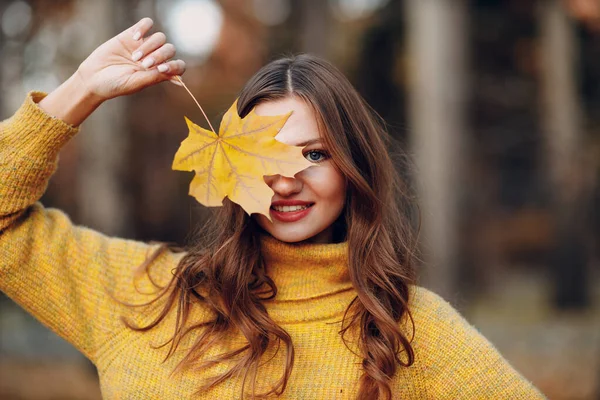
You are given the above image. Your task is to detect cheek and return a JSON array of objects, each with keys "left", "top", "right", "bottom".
[{"left": 302, "top": 165, "right": 346, "bottom": 205}]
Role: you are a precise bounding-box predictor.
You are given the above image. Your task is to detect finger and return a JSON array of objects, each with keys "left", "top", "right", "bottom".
[
  {"left": 142, "top": 43, "right": 176, "bottom": 70},
  {"left": 120, "top": 17, "right": 153, "bottom": 41},
  {"left": 157, "top": 59, "right": 186, "bottom": 76},
  {"left": 170, "top": 78, "right": 184, "bottom": 87},
  {"left": 133, "top": 60, "right": 186, "bottom": 89},
  {"left": 131, "top": 32, "right": 167, "bottom": 65}
]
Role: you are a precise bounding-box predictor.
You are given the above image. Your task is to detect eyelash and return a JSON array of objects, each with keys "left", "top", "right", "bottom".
[{"left": 303, "top": 150, "right": 330, "bottom": 163}]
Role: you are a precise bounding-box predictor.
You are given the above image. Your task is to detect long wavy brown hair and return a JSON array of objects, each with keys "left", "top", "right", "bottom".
[{"left": 127, "top": 54, "right": 419, "bottom": 399}]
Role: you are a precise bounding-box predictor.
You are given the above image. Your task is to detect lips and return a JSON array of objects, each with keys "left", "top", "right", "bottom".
[
  {"left": 270, "top": 202, "right": 315, "bottom": 223},
  {"left": 271, "top": 200, "right": 313, "bottom": 207},
  {"left": 271, "top": 204, "right": 311, "bottom": 212}
]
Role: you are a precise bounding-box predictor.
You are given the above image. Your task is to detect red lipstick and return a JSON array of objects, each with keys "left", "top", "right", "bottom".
[{"left": 270, "top": 200, "right": 314, "bottom": 222}]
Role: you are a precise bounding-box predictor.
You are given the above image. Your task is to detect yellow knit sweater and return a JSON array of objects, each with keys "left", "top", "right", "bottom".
[{"left": 0, "top": 92, "right": 546, "bottom": 399}]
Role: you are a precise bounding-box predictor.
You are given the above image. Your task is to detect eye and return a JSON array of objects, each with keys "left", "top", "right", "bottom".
[{"left": 304, "top": 150, "right": 329, "bottom": 163}]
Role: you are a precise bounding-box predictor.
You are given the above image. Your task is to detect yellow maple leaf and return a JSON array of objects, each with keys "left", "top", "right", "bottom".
[{"left": 172, "top": 100, "right": 313, "bottom": 220}]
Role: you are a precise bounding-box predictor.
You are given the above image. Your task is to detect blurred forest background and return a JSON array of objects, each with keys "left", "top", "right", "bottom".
[{"left": 1, "top": 0, "right": 599, "bottom": 398}]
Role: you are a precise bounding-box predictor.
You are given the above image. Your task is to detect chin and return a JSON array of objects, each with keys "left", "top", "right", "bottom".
[
  {"left": 263, "top": 227, "right": 319, "bottom": 243},
  {"left": 254, "top": 216, "right": 328, "bottom": 244}
]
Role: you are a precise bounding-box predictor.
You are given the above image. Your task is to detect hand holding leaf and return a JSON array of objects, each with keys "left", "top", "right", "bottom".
[{"left": 76, "top": 17, "right": 186, "bottom": 102}]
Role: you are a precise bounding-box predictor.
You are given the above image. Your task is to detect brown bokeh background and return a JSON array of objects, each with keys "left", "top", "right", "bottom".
[{"left": 1, "top": 0, "right": 599, "bottom": 398}]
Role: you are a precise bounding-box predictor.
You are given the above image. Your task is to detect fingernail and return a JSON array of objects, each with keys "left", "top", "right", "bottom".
[
  {"left": 142, "top": 57, "right": 155, "bottom": 69},
  {"left": 133, "top": 31, "right": 141, "bottom": 41},
  {"left": 157, "top": 64, "right": 169, "bottom": 73},
  {"left": 170, "top": 79, "right": 183, "bottom": 87},
  {"left": 132, "top": 50, "right": 143, "bottom": 61}
]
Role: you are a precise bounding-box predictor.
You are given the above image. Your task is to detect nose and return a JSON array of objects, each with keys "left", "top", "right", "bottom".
[{"left": 263, "top": 174, "right": 303, "bottom": 197}]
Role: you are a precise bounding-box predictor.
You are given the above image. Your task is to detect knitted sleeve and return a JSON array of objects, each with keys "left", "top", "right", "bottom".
[
  {"left": 409, "top": 287, "right": 547, "bottom": 399},
  {"left": 0, "top": 92, "right": 182, "bottom": 363}
]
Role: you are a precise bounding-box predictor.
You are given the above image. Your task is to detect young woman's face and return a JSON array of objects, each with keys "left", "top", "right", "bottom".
[{"left": 252, "top": 96, "right": 347, "bottom": 243}]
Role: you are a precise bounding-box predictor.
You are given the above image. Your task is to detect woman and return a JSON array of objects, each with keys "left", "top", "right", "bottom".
[{"left": 0, "top": 18, "right": 545, "bottom": 399}]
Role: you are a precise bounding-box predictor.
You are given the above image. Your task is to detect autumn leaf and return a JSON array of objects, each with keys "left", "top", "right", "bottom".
[{"left": 172, "top": 99, "right": 313, "bottom": 220}]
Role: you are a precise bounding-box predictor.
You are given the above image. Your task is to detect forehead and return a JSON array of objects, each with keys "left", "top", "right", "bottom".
[{"left": 253, "top": 97, "right": 321, "bottom": 146}]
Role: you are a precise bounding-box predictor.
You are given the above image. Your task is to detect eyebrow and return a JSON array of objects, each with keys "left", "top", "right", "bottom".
[{"left": 296, "top": 138, "right": 322, "bottom": 147}]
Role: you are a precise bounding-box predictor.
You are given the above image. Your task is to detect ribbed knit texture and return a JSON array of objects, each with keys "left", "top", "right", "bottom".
[{"left": 0, "top": 92, "right": 547, "bottom": 399}]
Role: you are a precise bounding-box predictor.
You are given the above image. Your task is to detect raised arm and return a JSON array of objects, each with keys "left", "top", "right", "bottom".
[{"left": 0, "top": 18, "right": 186, "bottom": 363}]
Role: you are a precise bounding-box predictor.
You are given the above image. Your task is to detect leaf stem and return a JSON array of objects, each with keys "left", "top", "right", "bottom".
[{"left": 173, "top": 75, "right": 217, "bottom": 134}]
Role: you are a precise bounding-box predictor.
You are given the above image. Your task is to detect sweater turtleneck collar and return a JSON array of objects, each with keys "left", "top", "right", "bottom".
[{"left": 259, "top": 234, "right": 356, "bottom": 323}]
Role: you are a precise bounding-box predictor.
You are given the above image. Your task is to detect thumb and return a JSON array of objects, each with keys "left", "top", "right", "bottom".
[
  {"left": 169, "top": 76, "right": 185, "bottom": 87},
  {"left": 132, "top": 60, "right": 186, "bottom": 90}
]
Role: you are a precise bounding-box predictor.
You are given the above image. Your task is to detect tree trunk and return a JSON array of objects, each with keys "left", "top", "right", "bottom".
[
  {"left": 298, "top": 0, "right": 330, "bottom": 56},
  {"left": 74, "top": 0, "right": 132, "bottom": 236},
  {"left": 538, "top": 0, "right": 590, "bottom": 309},
  {"left": 404, "top": 0, "right": 468, "bottom": 299}
]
